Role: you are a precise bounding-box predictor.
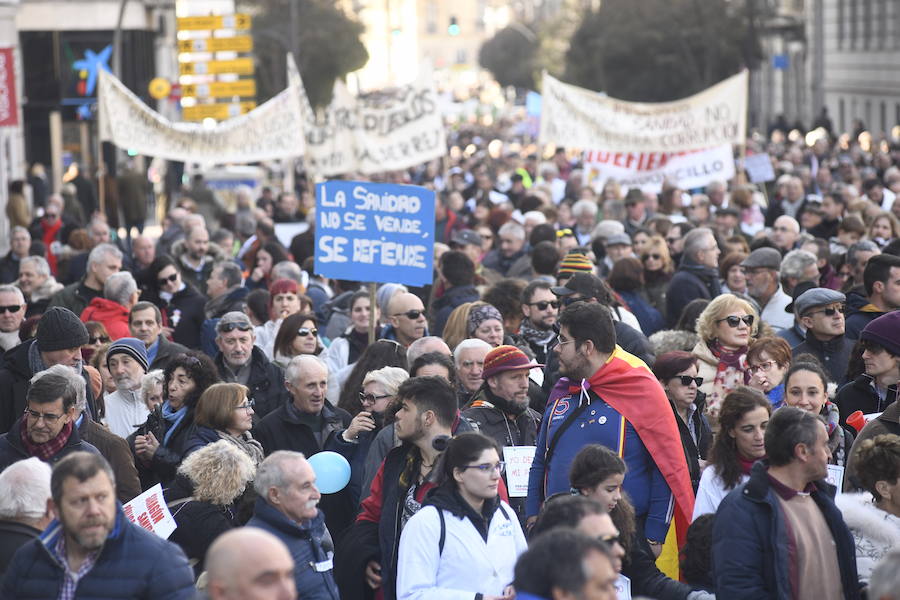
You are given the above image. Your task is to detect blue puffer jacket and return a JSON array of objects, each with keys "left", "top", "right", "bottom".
[
  {"left": 1, "top": 504, "right": 195, "bottom": 599},
  {"left": 712, "top": 461, "right": 861, "bottom": 599},
  {"left": 247, "top": 497, "right": 339, "bottom": 600}
]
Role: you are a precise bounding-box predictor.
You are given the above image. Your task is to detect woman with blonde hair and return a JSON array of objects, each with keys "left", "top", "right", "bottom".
[
  {"left": 641, "top": 235, "right": 674, "bottom": 318},
  {"left": 692, "top": 294, "right": 758, "bottom": 422},
  {"left": 442, "top": 302, "right": 475, "bottom": 351},
  {"left": 868, "top": 210, "right": 900, "bottom": 248},
  {"left": 184, "top": 382, "right": 264, "bottom": 465}
]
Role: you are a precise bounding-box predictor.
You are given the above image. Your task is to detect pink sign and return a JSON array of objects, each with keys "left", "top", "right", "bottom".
[{"left": 0, "top": 48, "right": 18, "bottom": 127}]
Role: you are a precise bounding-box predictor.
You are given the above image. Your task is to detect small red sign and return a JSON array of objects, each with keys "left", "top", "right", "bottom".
[{"left": 0, "top": 48, "right": 18, "bottom": 127}]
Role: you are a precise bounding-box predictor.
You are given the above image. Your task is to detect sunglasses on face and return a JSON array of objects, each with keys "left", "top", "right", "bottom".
[
  {"left": 717, "top": 314, "right": 754, "bottom": 328},
  {"left": 642, "top": 254, "right": 662, "bottom": 261},
  {"left": 807, "top": 305, "right": 846, "bottom": 317},
  {"left": 672, "top": 375, "right": 703, "bottom": 387},
  {"left": 0, "top": 305, "right": 23, "bottom": 314},
  {"left": 297, "top": 327, "right": 318, "bottom": 337},
  {"left": 394, "top": 309, "right": 425, "bottom": 320},
  {"left": 528, "top": 300, "right": 559, "bottom": 310},
  {"left": 219, "top": 322, "right": 253, "bottom": 333},
  {"left": 89, "top": 336, "right": 110, "bottom": 345},
  {"left": 157, "top": 273, "right": 178, "bottom": 286}
]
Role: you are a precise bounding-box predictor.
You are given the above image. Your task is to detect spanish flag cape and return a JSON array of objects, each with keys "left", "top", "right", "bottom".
[{"left": 561, "top": 346, "right": 695, "bottom": 549}]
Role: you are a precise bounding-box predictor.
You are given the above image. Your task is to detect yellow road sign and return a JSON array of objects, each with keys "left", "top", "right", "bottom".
[
  {"left": 177, "top": 14, "right": 251, "bottom": 31},
  {"left": 179, "top": 58, "right": 255, "bottom": 76},
  {"left": 182, "top": 102, "right": 257, "bottom": 122},
  {"left": 148, "top": 77, "right": 171, "bottom": 99},
  {"left": 181, "top": 80, "right": 257, "bottom": 99},
  {"left": 177, "top": 36, "right": 253, "bottom": 54}
]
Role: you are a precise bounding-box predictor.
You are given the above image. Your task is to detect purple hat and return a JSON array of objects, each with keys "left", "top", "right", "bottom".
[
  {"left": 482, "top": 345, "right": 543, "bottom": 380},
  {"left": 861, "top": 311, "right": 900, "bottom": 357}
]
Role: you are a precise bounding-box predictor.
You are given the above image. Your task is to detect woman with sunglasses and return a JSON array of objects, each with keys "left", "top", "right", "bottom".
[
  {"left": 653, "top": 352, "right": 713, "bottom": 492},
  {"left": 321, "top": 290, "right": 378, "bottom": 395},
  {"left": 184, "top": 382, "right": 264, "bottom": 466},
  {"left": 397, "top": 432, "right": 526, "bottom": 600},
  {"left": 693, "top": 386, "right": 770, "bottom": 519},
  {"left": 140, "top": 255, "right": 205, "bottom": 348},
  {"left": 640, "top": 235, "right": 674, "bottom": 318},
  {"left": 82, "top": 321, "right": 111, "bottom": 363},
  {"left": 270, "top": 312, "right": 322, "bottom": 368},
  {"left": 692, "top": 294, "right": 758, "bottom": 425},
  {"left": 746, "top": 336, "right": 791, "bottom": 410}
]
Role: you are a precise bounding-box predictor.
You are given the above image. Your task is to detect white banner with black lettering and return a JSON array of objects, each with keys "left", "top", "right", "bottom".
[
  {"left": 583, "top": 145, "right": 735, "bottom": 193},
  {"left": 540, "top": 70, "right": 747, "bottom": 153},
  {"left": 97, "top": 69, "right": 306, "bottom": 164}
]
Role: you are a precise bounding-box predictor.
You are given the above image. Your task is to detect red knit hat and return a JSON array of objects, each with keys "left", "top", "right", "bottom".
[{"left": 482, "top": 345, "right": 543, "bottom": 380}]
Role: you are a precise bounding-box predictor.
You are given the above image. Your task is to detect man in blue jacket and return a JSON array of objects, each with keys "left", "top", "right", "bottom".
[
  {"left": 1, "top": 451, "right": 194, "bottom": 599},
  {"left": 248, "top": 450, "right": 339, "bottom": 600},
  {"left": 712, "top": 407, "right": 861, "bottom": 599}
]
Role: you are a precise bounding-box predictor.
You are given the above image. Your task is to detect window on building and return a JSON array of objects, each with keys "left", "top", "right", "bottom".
[
  {"left": 878, "top": 0, "right": 887, "bottom": 48},
  {"left": 839, "top": 98, "right": 846, "bottom": 133},
  {"left": 426, "top": 1, "right": 437, "bottom": 34},
  {"left": 837, "top": 0, "right": 844, "bottom": 49},
  {"left": 863, "top": 0, "right": 872, "bottom": 49},
  {"left": 850, "top": 0, "right": 858, "bottom": 48},
  {"left": 881, "top": 101, "right": 887, "bottom": 134}
]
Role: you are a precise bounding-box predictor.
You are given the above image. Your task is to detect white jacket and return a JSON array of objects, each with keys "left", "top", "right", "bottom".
[
  {"left": 320, "top": 335, "right": 353, "bottom": 403},
  {"left": 102, "top": 388, "right": 150, "bottom": 439},
  {"left": 692, "top": 467, "right": 748, "bottom": 521},
  {"left": 397, "top": 500, "right": 527, "bottom": 600},
  {"left": 835, "top": 492, "right": 900, "bottom": 583}
]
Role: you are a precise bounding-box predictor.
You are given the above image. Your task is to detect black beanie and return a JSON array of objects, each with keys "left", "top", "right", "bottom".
[{"left": 36, "top": 307, "right": 90, "bottom": 352}]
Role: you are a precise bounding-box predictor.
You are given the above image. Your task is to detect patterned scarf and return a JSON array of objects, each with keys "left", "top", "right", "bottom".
[
  {"left": 20, "top": 419, "right": 73, "bottom": 461},
  {"left": 518, "top": 318, "right": 554, "bottom": 349},
  {"left": 217, "top": 430, "right": 265, "bottom": 466},
  {"left": 705, "top": 340, "right": 751, "bottom": 419}
]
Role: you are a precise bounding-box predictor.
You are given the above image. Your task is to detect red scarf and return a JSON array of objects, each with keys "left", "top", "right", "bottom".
[
  {"left": 738, "top": 454, "right": 761, "bottom": 475},
  {"left": 40, "top": 218, "right": 63, "bottom": 275},
  {"left": 567, "top": 347, "right": 695, "bottom": 548},
  {"left": 20, "top": 419, "right": 73, "bottom": 461}
]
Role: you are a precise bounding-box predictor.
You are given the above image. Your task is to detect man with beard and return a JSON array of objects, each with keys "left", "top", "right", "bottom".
[
  {"left": 0, "top": 285, "right": 26, "bottom": 351},
  {"left": 463, "top": 345, "right": 542, "bottom": 523},
  {"left": 101, "top": 338, "right": 150, "bottom": 439},
  {"left": 525, "top": 302, "right": 694, "bottom": 558},
  {"left": 0, "top": 371, "right": 99, "bottom": 470},
  {"left": 171, "top": 224, "right": 227, "bottom": 295},
  {"left": 1, "top": 452, "right": 195, "bottom": 598},
  {"left": 519, "top": 280, "right": 558, "bottom": 363}
]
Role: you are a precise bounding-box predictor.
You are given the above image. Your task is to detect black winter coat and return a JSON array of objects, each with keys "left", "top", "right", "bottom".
[
  {"left": 791, "top": 332, "right": 854, "bottom": 386},
  {"left": 215, "top": 346, "right": 291, "bottom": 419},
  {"left": 834, "top": 374, "right": 900, "bottom": 429},
  {"left": 129, "top": 403, "right": 198, "bottom": 489},
  {"left": 672, "top": 393, "right": 713, "bottom": 493},
  {"left": 665, "top": 263, "right": 721, "bottom": 327}
]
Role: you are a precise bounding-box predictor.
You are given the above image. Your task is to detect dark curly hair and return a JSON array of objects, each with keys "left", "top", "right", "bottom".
[
  {"left": 680, "top": 513, "right": 715, "bottom": 589},
  {"left": 853, "top": 434, "right": 900, "bottom": 501},
  {"left": 163, "top": 351, "right": 220, "bottom": 408}
]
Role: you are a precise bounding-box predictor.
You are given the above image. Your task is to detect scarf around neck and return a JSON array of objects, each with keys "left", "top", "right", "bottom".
[
  {"left": 709, "top": 340, "right": 750, "bottom": 382},
  {"left": 21, "top": 418, "right": 73, "bottom": 461},
  {"left": 161, "top": 401, "right": 188, "bottom": 446}
]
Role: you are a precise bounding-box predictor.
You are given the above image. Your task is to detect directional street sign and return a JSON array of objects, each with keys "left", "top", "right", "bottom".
[
  {"left": 177, "top": 36, "right": 253, "bottom": 54},
  {"left": 179, "top": 58, "right": 255, "bottom": 76},
  {"left": 181, "top": 80, "right": 257, "bottom": 99},
  {"left": 182, "top": 101, "right": 257, "bottom": 121},
  {"left": 177, "top": 14, "right": 252, "bottom": 31}
]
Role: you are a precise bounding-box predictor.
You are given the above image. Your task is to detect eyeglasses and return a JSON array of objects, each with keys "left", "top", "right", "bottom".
[
  {"left": 642, "top": 254, "right": 662, "bottom": 261},
  {"left": 459, "top": 462, "right": 506, "bottom": 474},
  {"left": 359, "top": 391, "right": 392, "bottom": 405},
  {"left": 671, "top": 375, "right": 703, "bottom": 387},
  {"left": 157, "top": 273, "right": 178, "bottom": 286},
  {"left": 556, "top": 335, "right": 576, "bottom": 346},
  {"left": 460, "top": 360, "right": 485, "bottom": 369},
  {"left": 807, "top": 305, "right": 846, "bottom": 317},
  {"left": 219, "top": 321, "right": 253, "bottom": 333},
  {"left": 298, "top": 327, "right": 318, "bottom": 337},
  {"left": 234, "top": 399, "right": 255, "bottom": 412},
  {"left": 527, "top": 300, "right": 559, "bottom": 311},
  {"left": 748, "top": 360, "right": 778, "bottom": 374},
  {"left": 0, "top": 304, "right": 23, "bottom": 314},
  {"left": 89, "top": 336, "right": 110, "bottom": 345},
  {"left": 716, "top": 315, "right": 754, "bottom": 328},
  {"left": 394, "top": 309, "right": 425, "bottom": 320},
  {"left": 24, "top": 408, "right": 63, "bottom": 423}
]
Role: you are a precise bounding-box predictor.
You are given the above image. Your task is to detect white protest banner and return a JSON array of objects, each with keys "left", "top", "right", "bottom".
[
  {"left": 744, "top": 152, "right": 776, "bottom": 183},
  {"left": 502, "top": 446, "right": 536, "bottom": 498},
  {"left": 540, "top": 70, "right": 748, "bottom": 153},
  {"left": 826, "top": 464, "right": 845, "bottom": 495},
  {"left": 122, "top": 484, "right": 177, "bottom": 539},
  {"left": 583, "top": 145, "right": 735, "bottom": 193},
  {"left": 98, "top": 69, "right": 305, "bottom": 164}
]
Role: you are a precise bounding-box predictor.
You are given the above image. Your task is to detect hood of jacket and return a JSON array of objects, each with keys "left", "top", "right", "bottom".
[
  {"left": 170, "top": 238, "right": 228, "bottom": 267},
  {"left": 82, "top": 297, "right": 129, "bottom": 320},
  {"left": 29, "top": 277, "right": 64, "bottom": 303},
  {"left": 648, "top": 329, "right": 698, "bottom": 355},
  {"left": 835, "top": 492, "right": 900, "bottom": 547},
  {"left": 204, "top": 285, "right": 250, "bottom": 319},
  {"left": 845, "top": 287, "right": 870, "bottom": 313},
  {"left": 424, "top": 483, "right": 502, "bottom": 541},
  {"left": 691, "top": 338, "right": 718, "bottom": 367}
]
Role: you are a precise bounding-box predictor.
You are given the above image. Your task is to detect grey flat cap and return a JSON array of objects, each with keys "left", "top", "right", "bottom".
[
  {"left": 741, "top": 247, "right": 782, "bottom": 271},
  {"left": 793, "top": 288, "right": 846, "bottom": 317}
]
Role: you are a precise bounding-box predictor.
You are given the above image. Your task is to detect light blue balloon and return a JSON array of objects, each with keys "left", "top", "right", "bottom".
[{"left": 308, "top": 451, "right": 351, "bottom": 494}]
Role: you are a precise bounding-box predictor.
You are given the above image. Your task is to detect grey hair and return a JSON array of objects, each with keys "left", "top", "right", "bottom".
[
  {"left": 284, "top": 354, "right": 327, "bottom": 385},
  {"left": 87, "top": 216, "right": 109, "bottom": 241},
  {"left": 31, "top": 364, "right": 86, "bottom": 413},
  {"left": 453, "top": 338, "right": 492, "bottom": 367},
  {"left": 140, "top": 369, "right": 165, "bottom": 403},
  {"left": 11, "top": 225, "right": 29, "bottom": 238},
  {"left": 572, "top": 199, "right": 599, "bottom": 218},
  {"left": 235, "top": 213, "right": 257, "bottom": 238},
  {"left": 215, "top": 261, "right": 244, "bottom": 289},
  {"left": 363, "top": 366, "right": 410, "bottom": 395},
  {"left": 0, "top": 284, "right": 25, "bottom": 304},
  {"left": 406, "top": 336, "right": 450, "bottom": 366},
  {"left": 498, "top": 221, "right": 526, "bottom": 240},
  {"left": 0, "top": 457, "right": 52, "bottom": 521},
  {"left": 869, "top": 548, "right": 900, "bottom": 600},
  {"left": 104, "top": 271, "right": 137, "bottom": 305},
  {"left": 780, "top": 249, "right": 818, "bottom": 281},
  {"left": 682, "top": 227, "right": 715, "bottom": 263},
  {"left": 271, "top": 261, "right": 304, "bottom": 285},
  {"left": 87, "top": 243, "right": 123, "bottom": 269},
  {"left": 523, "top": 211, "right": 548, "bottom": 225},
  {"left": 20, "top": 255, "right": 50, "bottom": 278},
  {"left": 848, "top": 240, "right": 881, "bottom": 266},
  {"left": 254, "top": 450, "right": 307, "bottom": 497}
]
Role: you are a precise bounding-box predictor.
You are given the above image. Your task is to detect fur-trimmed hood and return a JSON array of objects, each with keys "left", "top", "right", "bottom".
[
  {"left": 170, "top": 238, "right": 228, "bottom": 266},
  {"left": 648, "top": 329, "right": 698, "bottom": 356},
  {"left": 28, "top": 276, "right": 64, "bottom": 303},
  {"left": 836, "top": 492, "right": 900, "bottom": 546}
]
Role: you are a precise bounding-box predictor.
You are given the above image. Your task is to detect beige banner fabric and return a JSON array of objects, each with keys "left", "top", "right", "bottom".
[
  {"left": 539, "top": 70, "right": 748, "bottom": 153},
  {"left": 98, "top": 69, "right": 306, "bottom": 164}
]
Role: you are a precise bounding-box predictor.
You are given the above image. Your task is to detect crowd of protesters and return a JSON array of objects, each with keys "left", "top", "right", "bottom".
[{"left": 4, "top": 125, "right": 900, "bottom": 600}]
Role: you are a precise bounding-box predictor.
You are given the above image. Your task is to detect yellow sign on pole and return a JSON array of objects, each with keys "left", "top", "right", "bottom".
[
  {"left": 182, "top": 102, "right": 257, "bottom": 122},
  {"left": 179, "top": 58, "right": 255, "bottom": 76},
  {"left": 177, "top": 14, "right": 252, "bottom": 31},
  {"left": 147, "top": 77, "right": 171, "bottom": 100},
  {"left": 177, "top": 36, "right": 253, "bottom": 54},
  {"left": 181, "top": 80, "right": 257, "bottom": 99}
]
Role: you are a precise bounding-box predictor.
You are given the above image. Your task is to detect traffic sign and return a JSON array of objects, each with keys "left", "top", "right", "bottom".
[
  {"left": 148, "top": 77, "right": 172, "bottom": 100},
  {"left": 179, "top": 58, "right": 255, "bottom": 76},
  {"left": 177, "top": 36, "right": 253, "bottom": 54},
  {"left": 182, "top": 102, "right": 257, "bottom": 122},
  {"left": 181, "top": 80, "right": 257, "bottom": 99},
  {"left": 177, "top": 14, "right": 251, "bottom": 31}
]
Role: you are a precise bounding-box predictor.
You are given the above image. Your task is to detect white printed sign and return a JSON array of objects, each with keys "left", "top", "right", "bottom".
[
  {"left": 744, "top": 153, "right": 776, "bottom": 183},
  {"left": 826, "top": 464, "right": 844, "bottom": 494},
  {"left": 583, "top": 145, "right": 735, "bottom": 193},
  {"left": 615, "top": 574, "right": 632, "bottom": 600},
  {"left": 122, "top": 483, "right": 177, "bottom": 539},
  {"left": 503, "top": 446, "right": 536, "bottom": 498},
  {"left": 540, "top": 70, "right": 748, "bottom": 153}
]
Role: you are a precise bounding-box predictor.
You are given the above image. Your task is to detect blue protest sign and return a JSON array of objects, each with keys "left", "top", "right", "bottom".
[{"left": 314, "top": 181, "right": 435, "bottom": 286}]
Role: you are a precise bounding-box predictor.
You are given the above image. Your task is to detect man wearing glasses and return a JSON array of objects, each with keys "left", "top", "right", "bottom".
[
  {"left": 381, "top": 293, "right": 427, "bottom": 347},
  {"left": 0, "top": 284, "right": 26, "bottom": 352},
  {"left": 0, "top": 370, "right": 99, "bottom": 471},
  {"left": 790, "top": 288, "right": 853, "bottom": 385},
  {"left": 519, "top": 281, "right": 558, "bottom": 364}
]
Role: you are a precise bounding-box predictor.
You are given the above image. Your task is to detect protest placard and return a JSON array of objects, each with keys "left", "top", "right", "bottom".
[
  {"left": 122, "top": 484, "right": 177, "bottom": 539},
  {"left": 744, "top": 153, "right": 776, "bottom": 183},
  {"left": 583, "top": 145, "right": 735, "bottom": 193},
  {"left": 502, "top": 446, "right": 536, "bottom": 498},
  {"left": 540, "top": 70, "right": 747, "bottom": 153},
  {"left": 826, "top": 464, "right": 845, "bottom": 495},
  {"left": 314, "top": 181, "right": 435, "bottom": 287}
]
